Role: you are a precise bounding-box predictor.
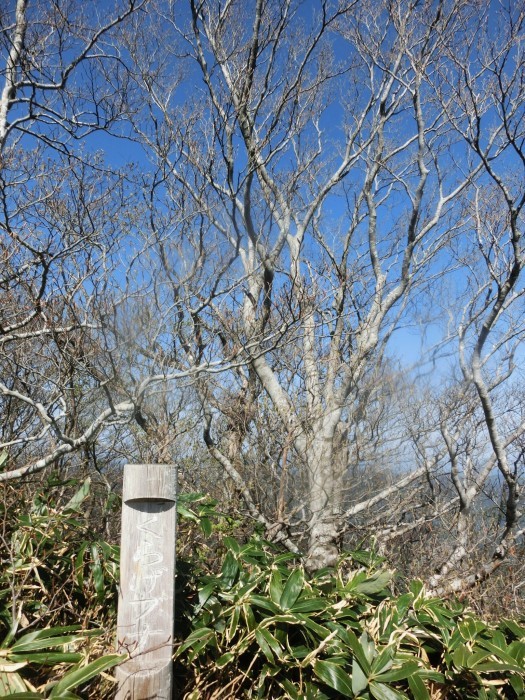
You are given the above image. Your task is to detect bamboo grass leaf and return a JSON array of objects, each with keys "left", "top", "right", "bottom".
[
  {"left": 407, "top": 674, "right": 431, "bottom": 700},
  {"left": 64, "top": 479, "right": 91, "bottom": 513},
  {"left": 369, "top": 680, "right": 408, "bottom": 699},
  {"left": 50, "top": 654, "right": 125, "bottom": 696},
  {"left": 280, "top": 569, "right": 304, "bottom": 610},
  {"left": 313, "top": 659, "right": 353, "bottom": 696}
]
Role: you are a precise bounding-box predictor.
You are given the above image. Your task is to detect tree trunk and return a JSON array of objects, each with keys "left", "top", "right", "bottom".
[{"left": 305, "top": 422, "right": 342, "bottom": 570}]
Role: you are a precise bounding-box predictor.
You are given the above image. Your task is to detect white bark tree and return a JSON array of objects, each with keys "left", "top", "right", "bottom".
[
  {"left": 387, "top": 6, "right": 525, "bottom": 592},
  {"left": 1, "top": 0, "right": 524, "bottom": 584},
  {"left": 427, "top": 5, "right": 525, "bottom": 587},
  {"left": 0, "top": 0, "right": 188, "bottom": 483},
  {"left": 127, "top": 0, "right": 521, "bottom": 569}
]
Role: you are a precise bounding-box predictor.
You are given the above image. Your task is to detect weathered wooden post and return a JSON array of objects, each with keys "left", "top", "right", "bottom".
[{"left": 115, "top": 464, "right": 177, "bottom": 700}]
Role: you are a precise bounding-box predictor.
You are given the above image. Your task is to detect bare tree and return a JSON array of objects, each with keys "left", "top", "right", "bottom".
[
  {"left": 0, "top": 0, "right": 170, "bottom": 483},
  {"left": 1, "top": 0, "right": 524, "bottom": 587},
  {"left": 404, "top": 3, "right": 525, "bottom": 594},
  {"left": 126, "top": 0, "right": 517, "bottom": 570}
]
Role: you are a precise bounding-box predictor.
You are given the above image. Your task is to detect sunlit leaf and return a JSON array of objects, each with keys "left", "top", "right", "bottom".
[
  {"left": 408, "top": 674, "right": 430, "bottom": 700},
  {"left": 374, "top": 661, "right": 420, "bottom": 683},
  {"left": 175, "top": 627, "right": 215, "bottom": 656},
  {"left": 371, "top": 646, "right": 394, "bottom": 675},
  {"left": 278, "top": 677, "right": 301, "bottom": 700},
  {"left": 313, "top": 659, "right": 353, "bottom": 696},
  {"left": 255, "top": 628, "right": 275, "bottom": 663},
  {"left": 352, "top": 654, "right": 368, "bottom": 695},
  {"left": 369, "top": 680, "right": 408, "bottom": 700},
  {"left": 250, "top": 594, "right": 279, "bottom": 614},
  {"left": 200, "top": 517, "right": 212, "bottom": 536},
  {"left": 63, "top": 479, "right": 90, "bottom": 513},
  {"left": 409, "top": 580, "right": 425, "bottom": 600},
  {"left": 290, "top": 598, "right": 327, "bottom": 614},
  {"left": 473, "top": 661, "right": 525, "bottom": 673},
  {"left": 353, "top": 570, "right": 393, "bottom": 596},
  {"left": 0, "top": 661, "right": 27, "bottom": 672},
  {"left": 216, "top": 652, "right": 235, "bottom": 668},
  {"left": 11, "top": 628, "right": 83, "bottom": 654},
  {"left": 8, "top": 653, "right": 83, "bottom": 665},
  {"left": 258, "top": 628, "right": 282, "bottom": 660},
  {"left": 74, "top": 542, "right": 88, "bottom": 589},
  {"left": 280, "top": 569, "right": 304, "bottom": 610},
  {"left": 508, "top": 640, "right": 525, "bottom": 665},
  {"left": 176, "top": 505, "right": 199, "bottom": 522},
  {"left": 458, "top": 617, "right": 486, "bottom": 641},
  {"left": 242, "top": 604, "right": 256, "bottom": 631},
  {"left": 223, "top": 537, "right": 241, "bottom": 553},
  {"left": 226, "top": 605, "right": 240, "bottom": 642},
  {"left": 451, "top": 644, "right": 469, "bottom": 669},
  {"left": 0, "top": 669, "right": 29, "bottom": 695},
  {"left": 476, "top": 638, "right": 517, "bottom": 665},
  {"left": 90, "top": 544, "right": 105, "bottom": 602},
  {"left": 509, "top": 674, "right": 524, "bottom": 696},
  {"left": 50, "top": 654, "right": 125, "bottom": 696},
  {"left": 295, "top": 613, "right": 331, "bottom": 639},
  {"left": 269, "top": 569, "right": 283, "bottom": 605},
  {"left": 337, "top": 628, "right": 371, "bottom": 674},
  {"left": 196, "top": 582, "right": 215, "bottom": 611},
  {"left": 221, "top": 551, "right": 239, "bottom": 588}
]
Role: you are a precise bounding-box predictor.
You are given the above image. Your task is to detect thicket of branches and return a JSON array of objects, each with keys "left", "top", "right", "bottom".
[{"left": 1, "top": 0, "right": 524, "bottom": 603}]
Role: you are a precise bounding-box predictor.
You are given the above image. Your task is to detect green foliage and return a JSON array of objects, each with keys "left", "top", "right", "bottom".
[
  {"left": 0, "top": 477, "right": 119, "bottom": 631},
  {"left": 1, "top": 484, "right": 524, "bottom": 699},
  {"left": 0, "top": 478, "right": 122, "bottom": 697},
  {"left": 0, "top": 626, "right": 124, "bottom": 698},
  {"left": 0, "top": 485, "right": 223, "bottom": 697},
  {"left": 175, "top": 535, "right": 525, "bottom": 699}
]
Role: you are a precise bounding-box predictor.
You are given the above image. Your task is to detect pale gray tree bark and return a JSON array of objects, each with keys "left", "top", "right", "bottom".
[
  {"left": 1, "top": 0, "right": 523, "bottom": 588},
  {"left": 129, "top": 0, "right": 504, "bottom": 569}
]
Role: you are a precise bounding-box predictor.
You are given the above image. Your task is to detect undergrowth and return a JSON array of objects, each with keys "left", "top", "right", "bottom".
[
  {"left": 175, "top": 537, "right": 525, "bottom": 699},
  {"left": 0, "top": 481, "right": 523, "bottom": 699}
]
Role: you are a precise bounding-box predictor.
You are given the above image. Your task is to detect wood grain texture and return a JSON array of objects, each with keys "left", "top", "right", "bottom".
[{"left": 116, "top": 464, "right": 177, "bottom": 700}]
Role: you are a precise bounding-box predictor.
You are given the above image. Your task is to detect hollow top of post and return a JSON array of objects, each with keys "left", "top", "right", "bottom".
[{"left": 122, "top": 463, "right": 177, "bottom": 503}]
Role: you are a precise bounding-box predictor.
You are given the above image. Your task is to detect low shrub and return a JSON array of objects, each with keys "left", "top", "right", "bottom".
[
  {"left": 0, "top": 485, "right": 523, "bottom": 699},
  {"left": 0, "top": 477, "right": 122, "bottom": 698},
  {"left": 175, "top": 536, "right": 525, "bottom": 699}
]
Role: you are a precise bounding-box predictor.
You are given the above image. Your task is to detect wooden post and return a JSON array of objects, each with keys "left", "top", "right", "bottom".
[{"left": 115, "top": 464, "right": 177, "bottom": 700}]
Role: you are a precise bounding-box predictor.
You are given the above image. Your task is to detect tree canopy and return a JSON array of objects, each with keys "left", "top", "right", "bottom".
[{"left": 1, "top": 0, "right": 524, "bottom": 591}]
